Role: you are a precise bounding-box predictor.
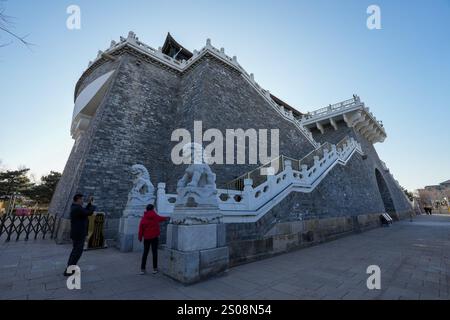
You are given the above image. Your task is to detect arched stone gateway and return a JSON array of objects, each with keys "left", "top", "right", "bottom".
[{"left": 375, "top": 168, "right": 398, "bottom": 220}]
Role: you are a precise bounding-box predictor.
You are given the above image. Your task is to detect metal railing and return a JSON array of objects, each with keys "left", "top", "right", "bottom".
[
  {"left": 225, "top": 155, "right": 285, "bottom": 191},
  {"left": 298, "top": 142, "right": 332, "bottom": 169},
  {"left": 225, "top": 140, "right": 337, "bottom": 191},
  {"left": 0, "top": 213, "right": 56, "bottom": 242},
  {"left": 336, "top": 136, "right": 351, "bottom": 151}
]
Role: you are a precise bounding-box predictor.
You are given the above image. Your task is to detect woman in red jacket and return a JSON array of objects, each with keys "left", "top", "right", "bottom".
[{"left": 138, "top": 204, "right": 168, "bottom": 274}]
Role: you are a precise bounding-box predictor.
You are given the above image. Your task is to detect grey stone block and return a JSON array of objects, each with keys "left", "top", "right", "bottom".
[
  {"left": 199, "top": 246, "right": 229, "bottom": 277},
  {"left": 166, "top": 224, "right": 178, "bottom": 249},
  {"left": 160, "top": 245, "right": 229, "bottom": 284},
  {"left": 216, "top": 224, "right": 226, "bottom": 247},
  {"left": 117, "top": 233, "right": 133, "bottom": 252},
  {"left": 160, "top": 247, "right": 200, "bottom": 284},
  {"left": 176, "top": 224, "right": 217, "bottom": 252}
]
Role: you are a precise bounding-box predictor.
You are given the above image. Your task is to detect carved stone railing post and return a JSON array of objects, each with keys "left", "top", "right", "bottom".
[
  {"left": 126, "top": 31, "right": 138, "bottom": 45},
  {"left": 157, "top": 182, "right": 166, "bottom": 200},
  {"left": 323, "top": 148, "right": 329, "bottom": 160},
  {"left": 242, "top": 178, "right": 254, "bottom": 209},
  {"left": 300, "top": 164, "right": 309, "bottom": 182},
  {"left": 156, "top": 182, "right": 170, "bottom": 214},
  {"left": 284, "top": 159, "right": 293, "bottom": 181},
  {"left": 331, "top": 144, "right": 337, "bottom": 153},
  {"left": 309, "top": 156, "right": 320, "bottom": 179},
  {"left": 287, "top": 110, "right": 293, "bottom": 119},
  {"left": 313, "top": 156, "right": 320, "bottom": 167},
  {"left": 266, "top": 172, "right": 276, "bottom": 195}
]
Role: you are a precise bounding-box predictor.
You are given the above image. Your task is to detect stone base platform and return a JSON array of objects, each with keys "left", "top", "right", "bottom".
[
  {"left": 117, "top": 216, "right": 143, "bottom": 252},
  {"left": 159, "top": 246, "right": 229, "bottom": 284}
]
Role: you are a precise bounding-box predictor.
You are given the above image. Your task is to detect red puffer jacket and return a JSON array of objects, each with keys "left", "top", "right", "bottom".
[{"left": 138, "top": 210, "right": 168, "bottom": 241}]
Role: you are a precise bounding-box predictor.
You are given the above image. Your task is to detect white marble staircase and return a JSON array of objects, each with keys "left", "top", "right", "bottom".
[{"left": 156, "top": 136, "right": 364, "bottom": 223}]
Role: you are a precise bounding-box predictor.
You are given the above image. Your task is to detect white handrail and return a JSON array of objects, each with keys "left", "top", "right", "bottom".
[{"left": 156, "top": 137, "right": 363, "bottom": 221}]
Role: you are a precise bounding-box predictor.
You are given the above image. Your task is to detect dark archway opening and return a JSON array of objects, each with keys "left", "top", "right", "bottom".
[{"left": 375, "top": 168, "right": 398, "bottom": 220}]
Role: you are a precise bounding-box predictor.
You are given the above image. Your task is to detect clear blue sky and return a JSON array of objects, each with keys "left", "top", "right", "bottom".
[{"left": 0, "top": 0, "right": 449, "bottom": 190}]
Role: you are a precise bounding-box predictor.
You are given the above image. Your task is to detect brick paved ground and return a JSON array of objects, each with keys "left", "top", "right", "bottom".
[{"left": 0, "top": 214, "right": 449, "bottom": 300}]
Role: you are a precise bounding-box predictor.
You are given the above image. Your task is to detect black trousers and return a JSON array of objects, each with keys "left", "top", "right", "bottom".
[
  {"left": 67, "top": 239, "right": 85, "bottom": 267},
  {"left": 141, "top": 237, "right": 159, "bottom": 270}
]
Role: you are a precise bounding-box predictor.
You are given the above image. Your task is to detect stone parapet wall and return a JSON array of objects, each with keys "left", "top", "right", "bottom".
[{"left": 227, "top": 212, "right": 406, "bottom": 267}]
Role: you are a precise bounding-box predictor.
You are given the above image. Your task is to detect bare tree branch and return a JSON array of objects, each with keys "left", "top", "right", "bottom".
[
  {"left": 0, "top": 26, "right": 33, "bottom": 47},
  {"left": 0, "top": 1, "right": 34, "bottom": 49}
]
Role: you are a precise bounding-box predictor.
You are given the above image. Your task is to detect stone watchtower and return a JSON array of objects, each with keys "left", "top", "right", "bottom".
[{"left": 50, "top": 32, "right": 413, "bottom": 272}]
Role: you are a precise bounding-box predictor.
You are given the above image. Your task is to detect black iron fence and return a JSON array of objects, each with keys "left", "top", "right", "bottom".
[{"left": 0, "top": 214, "right": 56, "bottom": 242}]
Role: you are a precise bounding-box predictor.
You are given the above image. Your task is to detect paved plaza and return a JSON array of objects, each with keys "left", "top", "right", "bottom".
[{"left": 0, "top": 214, "right": 449, "bottom": 300}]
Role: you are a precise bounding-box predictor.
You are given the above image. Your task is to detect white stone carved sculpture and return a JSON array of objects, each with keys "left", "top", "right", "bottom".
[
  {"left": 118, "top": 164, "right": 155, "bottom": 252},
  {"left": 176, "top": 143, "right": 217, "bottom": 206},
  {"left": 123, "top": 164, "right": 155, "bottom": 217},
  {"left": 177, "top": 163, "right": 216, "bottom": 188},
  {"left": 177, "top": 143, "right": 216, "bottom": 189},
  {"left": 172, "top": 143, "right": 221, "bottom": 225}
]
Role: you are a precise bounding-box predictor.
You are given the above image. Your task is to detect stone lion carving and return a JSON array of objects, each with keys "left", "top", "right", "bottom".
[
  {"left": 124, "top": 164, "right": 155, "bottom": 216},
  {"left": 175, "top": 143, "right": 217, "bottom": 208},
  {"left": 177, "top": 163, "right": 216, "bottom": 189},
  {"left": 170, "top": 144, "right": 222, "bottom": 224},
  {"left": 177, "top": 143, "right": 216, "bottom": 189}
]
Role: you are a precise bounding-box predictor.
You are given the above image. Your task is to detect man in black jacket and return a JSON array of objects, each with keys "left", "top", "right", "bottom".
[{"left": 64, "top": 193, "right": 96, "bottom": 276}]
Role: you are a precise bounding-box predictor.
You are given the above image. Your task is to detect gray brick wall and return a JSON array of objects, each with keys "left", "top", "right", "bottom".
[
  {"left": 176, "top": 57, "right": 315, "bottom": 188},
  {"left": 313, "top": 120, "right": 412, "bottom": 214},
  {"left": 49, "top": 59, "right": 122, "bottom": 225}
]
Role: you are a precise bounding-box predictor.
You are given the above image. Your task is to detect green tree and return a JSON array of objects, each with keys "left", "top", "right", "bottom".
[
  {"left": 24, "top": 171, "right": 61, "bottom": 205},
  {"left": 0, "top": 168, "right": 33, "bottom": 196}
]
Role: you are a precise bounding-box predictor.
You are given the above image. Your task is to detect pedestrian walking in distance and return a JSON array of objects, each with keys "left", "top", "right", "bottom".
[
  {"left": 64, "top": 194, "right": 96, "bottom": 276},
  {"left": 138, "top": 204, "right": 168, "bottom": 275}
]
